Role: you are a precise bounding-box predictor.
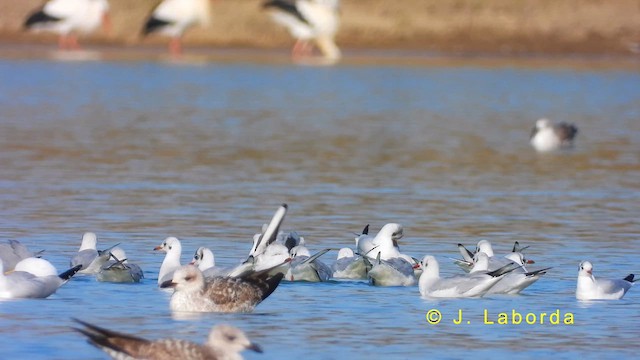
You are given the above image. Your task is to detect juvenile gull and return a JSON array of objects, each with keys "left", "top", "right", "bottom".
[
  {"left": 96, "top": 247, "right": 144, "bottom": 283},
  {"left": 530, "top": 118, "right": 578, "bottom": 152},
  {"left": 154, "top": 236, "right": 183, "bottom": 286},
  {"left": 576, "top": 261, "right": 636, "bottom": 300},
  {"left": 1, "top": 258, "right": 81, "bottom": 299},
  {"left": 161, "top": 262, "right": 288, "bottom": 313},
  {"left": 418, "top": 255, "right": 516, "bottom": 298},
  {"left": 73, "top": 318, "right": 262, "bottom": 360}
]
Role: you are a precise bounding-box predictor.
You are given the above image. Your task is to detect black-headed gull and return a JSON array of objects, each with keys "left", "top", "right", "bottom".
[
  {"left": 286, "top": 246, "right": 332, "bottom": 282},
  {"left": 365, "top": 253, "right": 416, "bottom": 287},
  {"left": 0, "top": 239, "right": 43, "bottom": 272},
  {"left": 470, "top": 253, "right": 551, "bottom": 295},
  {"left": 73, "top": 319, "right": 263, "bottom": 359},
  {"left": 142, "top": 0, "right": 211, "bottom": 56},
  {"left": 576, "top": 261, "right": 636, "bottom": 300},
  {"left": 530, "top": 118, "right": 578, "bottom": 152},
  {"left": 331, "top": 247, "right": 368, "bottom": 280},
  {"left": 96, "top": 247, "right": 144, "bottom": 283},
  {"left": 24, "top": 0, "right": 111, "bottom": 50},
  {"left": 263, "top": 0, "right": 341, "bottom": 61},
  {"left": 160, "top": 262, "right": 288, "bottom": 313},
  {"left": 419, "top": 255, "right": 517, "bottom": 298},
  {"left": 70, "top": 232, "right": 119, "bottom": 274},
  {"left": 189, "top": 247, "right": 231, "bottom": 278},
  {"left": 154, "top": 236, "right": 183, "bottom": 286},
  {"left": 1, "top": 258, "right": 81, "bottom": 299}
]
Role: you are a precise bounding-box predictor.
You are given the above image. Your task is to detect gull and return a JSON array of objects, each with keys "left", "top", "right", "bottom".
[
  {"left": 263, "top": 0, "right": 341, "bottom": 61},
  {"left": 154, "top": 236, "right": 183, "bottom": 286},
  {"left": 96, "top": 247, "right": 144, "bottom": 283},
  {"left": 470, "top": 253, "right": 551, "bottom": 295},
  {"left": 1, "top": 258, "right": 81, "bottom": 299},
  {"left": 190, "top": 247, "right": 232, "bottom": 279},
  {"left": 70, "top": 232, "right": 120, "bottom": 274},
  {"left": 357, "top": 223, "right": 420, "bottom": 276},
  {"left": 0, "top": 239, "right": 44, "bottom": 272},
  {"left": 454, "top": 240, "right": 532, "bottom": 273},
  {"left": 418, "top": 255, "right": 516, "bottom": 298},
  {"left": 331, "top": 247, "right": 368, "bottom": 280},
  {"left": 576, "top": 261, "right": 637, "bottom": 300},
  {"left": 161, "top": 261, "right": 289, "bottom": 313},
  {"left": 530, "top": 118, "right": 579, "bottom": 152},
  {"left": 142, "top": 0, "right": 212, "bottom": 56},
  {"left": 24, "top": 0, "right": 111, "bottom": 50},
  {"left": 365, "top": 253, "right": 416, "bottom": 287},
  {"left": 73, "top": 319, "right": 263, "bottom": 360},
  {"left": 286, "top": 246, "right": 332, "bottom": 282}
]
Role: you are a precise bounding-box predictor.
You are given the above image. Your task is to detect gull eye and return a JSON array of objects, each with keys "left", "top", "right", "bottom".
[
  {"left": 184, "top": 276, "right": 194, "bottom": 281},
  {"left": 195, "top": 255, "right": 200, "bottom": 260},
  {"left": 226, "top": 334, "right": 237, "bottom": 342},
  {"left": 169, "top": 246, "right": 172, "bottom": 250}
]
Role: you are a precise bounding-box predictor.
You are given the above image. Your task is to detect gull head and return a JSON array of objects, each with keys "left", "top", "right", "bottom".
[
  {"left": 536, "top": 118, "right": 552, "bottom": 130},
  {"left": 207, "top": 324, "right": 263, "bottom": 355},
  {"left": 471, "top": 252, "right": 490, "bottom": 273},
  {"left": 579, "top": 261, "right": 594, "bottom": 278},
  {"left": 289, "top": 245, "right": 311, "bottom": 258},
  {"left": 378, "top": 223, "right": 404, "bottom": 246},
  {"left": 154, "top": 237, "right": 181, "bottom": 254},
  {"left": 79, "top": 232, "right": 98, "bottom": 251},
  {"left": 475, "top": 240, "right": 494, "bottom": 257},
  {"left": 161, "top": 265, "right": 205, "bottom": 291},
  {"left": 337, "top": 248, "right": 355, "bottom": 260},
  {"left": 420, "top": 255, "right": 439, "bottom": 275},
  {"left": 14, "top": 258, "right": 58, "bottom": 277},
  {"left": 109, "top": 247, "right": 127, "bottom": 263},
  {"left": 190, "top": 247, "right": 215, "bottom": 270}
]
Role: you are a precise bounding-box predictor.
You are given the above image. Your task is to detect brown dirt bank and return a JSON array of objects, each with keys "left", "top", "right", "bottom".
[{"left": 1, "top": 0, "right": 639, "bottom": 56}]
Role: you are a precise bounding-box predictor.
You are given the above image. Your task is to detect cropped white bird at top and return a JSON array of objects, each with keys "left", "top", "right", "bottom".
[
  {"left": 24, "top": 0, "right": 111, "bottom": 50},
  {"left": 576, "top": 261, "right": 636, "bottom": 300}
]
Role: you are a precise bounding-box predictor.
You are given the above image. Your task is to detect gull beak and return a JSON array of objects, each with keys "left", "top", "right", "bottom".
[
  {"left": 526, "top": 259, "right": 535, "bottom": 264},
  {"left": 586, "top": 269, "right": 592, "bottom": 275},
  {"left": 188, "top": 260, "right": 196, "bottom": 265},
  {"left": 160, "top": 279, "right": 176, "bottom": 288},
  {"left": 248, "top": 342, "right": 263, "bottom": 353},
  {"left": 153, "top": 246, "right": 163, "bottom": 251}
]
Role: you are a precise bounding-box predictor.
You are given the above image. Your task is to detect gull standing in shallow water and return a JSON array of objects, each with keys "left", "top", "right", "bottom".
[
  {"left": 576, "top": 261, "right": 637, "bottom": 300},
  {"left": 161, "top": 261, "right": 288, "bottom": 313},
  {"left": 418, "top": 255, "right": 516, "bottom": 298},
  {"left": 73, "top": 318, "right": 263, "bottom": 360},
  {"left": 530, "top": 118, "right": 579, "bottom": 152},
  {"left": 24, "top": 0, "right": 111, "bottom": 50},
  {"left": 154, "top": 236, "right": 183, "bottom": 286}
]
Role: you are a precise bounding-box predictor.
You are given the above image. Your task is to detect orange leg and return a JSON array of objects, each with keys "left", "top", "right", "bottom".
[{"left": 169, "top": 37, "right": 182, "bottom": 56}]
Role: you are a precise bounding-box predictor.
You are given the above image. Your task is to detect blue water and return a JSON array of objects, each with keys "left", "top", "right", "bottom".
[{"left": 0, "top": 56, "right": 639, "bottom": 359}]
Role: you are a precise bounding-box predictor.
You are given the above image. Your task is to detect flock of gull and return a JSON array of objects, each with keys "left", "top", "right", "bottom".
[
  {"left": 1, "top": 202, "right": 636, "bottom": 359},
  {"left": 23, "top": 0, "right": 342, "bottom": 60}
]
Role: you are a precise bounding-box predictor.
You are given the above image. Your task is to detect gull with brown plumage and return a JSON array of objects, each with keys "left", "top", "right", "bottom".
[{"left": 73, "top": 318, "right": 263, "bottom": 360}]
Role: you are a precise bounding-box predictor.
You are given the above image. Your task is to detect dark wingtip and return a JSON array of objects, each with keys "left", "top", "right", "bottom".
[
  {"left": 362, "top": 224, "right": 369, "bottom": 235},
  {"left": 59, "top": 264, "right": 83, "bottom": 280},
  {"left": 281, "top": 203, "right": 288, "bottom": 209},
  {"left": 623, "top": 274, "right": 635, "bottom": 282}
]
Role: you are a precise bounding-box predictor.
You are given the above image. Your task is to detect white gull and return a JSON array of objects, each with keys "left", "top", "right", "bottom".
[
  {"left": 576, "top": 261, "right": 636, "bottom": 300},
  {"left": 530, "top": 118, "right": 579, "bottom": 152},
  {"left": 1, "top": 258, "right": 81, "bottom": 299},
  {"left": 96, "top": 247, "right": 144, "bottom": 283},
  {"left": 154, "top": 236, "right": 183, "bottom": 286}
]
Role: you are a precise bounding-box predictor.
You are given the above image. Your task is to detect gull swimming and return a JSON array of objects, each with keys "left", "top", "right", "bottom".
[
  {"left": 576, "top": 261, "right": 636, "bottom": 300},
  {"left": 263, "top": 0, "right": 341, "bottom": 61},
  {"left": 96, "top": 247, "right": 144, "bottom": 283},
  {"left": 286, "top": 246, "right": 332, "bottom": 282},
  {"left": 161, "top": 261, "right": 289, "bottom": 313},
  {"left": 190, "top": 247, "right": 231, "bottom": 279},
  {"left": 73, "top": 318, "right": 262, "bottom": 360},
  {"left": 331, "top": 247, "right": 368, "bottom": 280},
  {"left": 0, "top": 239, "right": 43, "bottom": 272},
  {"left": 530, "top": 118, "right": 579, "bottom": 152},
  {"left": 470, "top": 253, "right": 551, "bottom": 295},
  {"left": 70, "top": 232, "right": 120, "bottom": 274},
  {"left": 154, "top": 236, "right": 183, "bottom": 286},
  {"left": 24, "top": 0, "right": 111, "bottom": 50},
  {"left": 1, "top": 258, "right": 81, "bottom": 299},
  {"left": 365, "top": 253, "right": 416, "bottom": 287},
  {"left": 418, "top": 255, "right": 516, "bottom": 298}
]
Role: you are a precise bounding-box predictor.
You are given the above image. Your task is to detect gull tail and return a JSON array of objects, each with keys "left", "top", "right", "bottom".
[
  {"left": 72, "top": 318, "right": 149, "bottom": 354},
  {"left": 623, "top": 274, "right": 637, "bottom": 282},
  {"left": 59, "top": 264, "right": 83, "bottom": 281},
  {"left": 487, "top": 263, "right": 519, "bottom": 277},
  {"left": 525, "top": 267, "right": 552, "bottom": 277}
]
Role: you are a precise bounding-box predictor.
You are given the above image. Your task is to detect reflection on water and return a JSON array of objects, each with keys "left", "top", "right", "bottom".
[{"left": 0, "top": 58, "right": 639, "bottom": 359}]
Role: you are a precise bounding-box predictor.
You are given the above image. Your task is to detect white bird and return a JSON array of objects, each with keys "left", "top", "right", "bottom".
[
  {"left": 0, "top": 258, "right": 81, "bottom": 299},
  {"left": 154, "top": 236, "right": 183, "bottom": 286},
  {"left": 263, "top": 0, "right": 341, "bottom": 61},
  {"left": 470, "top": 253, "right": 550, "bottom": 295},
  {"left": 142, "top": 0, "right": 212, "bottom": 56},
  {"left": 357, "top": 223, "right": 405, "bottom": 261},
  {"left": 160, "top": 262, "right": 288, "bottom": 313},
  {"left": 70, "top": 232, "right": 119, "bottom": 274},
  {"left": 576, "top": 261, "right": 636, "bottom": 300},
  {"left": 366, "top": 253, "right": 416, "bottom": 287},
  {"left": 286, "top": 246, "right": 332, "bottom": 282},
  {"left": 331, "top": 247, "right": 368, "bottom": 280},
  {"left": 190, "top": 247, "right": 231, "bottom": 278},
  {"left": 24, "top": 0, "right": 111, "bottom": 50},
  {"left": 0, "top": 240, "right": 43, "bottom": 272},
  {"left": 530, "top": 118, "right": 579, "bottom": 152},
  {"left": 96, "top": 247, "right": 144, "bottom": 283},
  {"left": 418, "top": 255, "right": 516, "bottom": 298},
  {"left": 74, "top": 319, "right": 263, "bottom": 360}
]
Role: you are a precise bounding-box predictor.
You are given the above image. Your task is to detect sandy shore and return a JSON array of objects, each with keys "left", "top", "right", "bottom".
[{"left": 1, "top": 0, "right": 639, "bottom": 56}]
